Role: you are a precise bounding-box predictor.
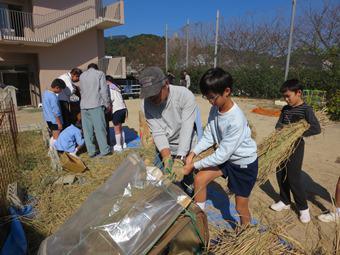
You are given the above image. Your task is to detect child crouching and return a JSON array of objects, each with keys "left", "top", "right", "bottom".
[{"left": 54, "top": 113, "right": 85, "bottom": 157}]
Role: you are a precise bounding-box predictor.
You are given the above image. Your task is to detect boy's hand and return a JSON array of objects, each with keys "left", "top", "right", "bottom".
[
  {"left": 57, "top": 122, "right": 63, "bottom": 130},
  {"left": 172, "top": 159, "right": 185, "bottom": 182},
  {"left": 183, "top": 162, "right": 194, "bottom": 175},
  {"left": 185, "top": 152, "right": 195, "bottom": 166}
]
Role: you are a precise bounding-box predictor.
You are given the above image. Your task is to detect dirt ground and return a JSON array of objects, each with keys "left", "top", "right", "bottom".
[{"left": 16, "top": 96, "right": 340, "bottom": 252}]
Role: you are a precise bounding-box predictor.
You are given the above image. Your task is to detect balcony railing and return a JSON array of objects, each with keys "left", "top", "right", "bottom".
[{"left": 0, "top": 0, "right": 123, "bottom": 44}]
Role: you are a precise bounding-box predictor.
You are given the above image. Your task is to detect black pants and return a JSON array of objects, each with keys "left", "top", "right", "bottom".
[
  {"left": 276, "top": 139, "right": 308, "bottom": 210},
  {"left": 59, "top": 100, "right": 71, "bottom": 129}
]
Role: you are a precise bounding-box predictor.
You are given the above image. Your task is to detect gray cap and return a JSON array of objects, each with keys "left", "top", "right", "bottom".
[{"left": 139, "top": 66, "right": 166, "bottom": 99}]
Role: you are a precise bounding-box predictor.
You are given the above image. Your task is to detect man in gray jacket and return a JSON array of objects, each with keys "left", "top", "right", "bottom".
[
  {"left": 80, "top": 63, "right": 111, "bottom": 157},
  {"left": 140, "top": 66, "right": 198, "bottom": 183}
]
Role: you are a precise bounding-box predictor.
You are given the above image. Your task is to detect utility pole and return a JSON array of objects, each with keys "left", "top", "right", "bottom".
[
  {"left": 186, "top": 19, "right": 189, "bottom": 68},
  {"left": 214, "top": 10, "right": 220, "bottom": 68},
  {"left": 165, "top": 24, "right": 168, "bottom": 72},
  {"left": 284, "top": 0, "right": 297, "bottom": 81}
]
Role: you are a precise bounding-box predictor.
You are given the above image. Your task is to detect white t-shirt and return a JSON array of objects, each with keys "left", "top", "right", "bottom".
[
  {"left": 109, "top": 84, "right": 126, "bottom": 113},
  {"left": 58, "top": 73, "right": 75, "bottom": 102}
]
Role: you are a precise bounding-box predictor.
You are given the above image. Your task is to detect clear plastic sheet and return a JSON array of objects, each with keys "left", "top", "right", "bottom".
[{"left": 38, "top": 153, "right": 189, "bottom": 255}]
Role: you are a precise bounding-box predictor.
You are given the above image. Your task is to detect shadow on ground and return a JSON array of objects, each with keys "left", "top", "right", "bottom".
[{"left": 259, "top": 170, "right": 332, "bottom": 212}]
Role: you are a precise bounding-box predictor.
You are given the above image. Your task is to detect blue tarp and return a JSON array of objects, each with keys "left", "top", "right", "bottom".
[
  {"left": 108, "top": 126, "right": 141, "bottom": 148},
  {"left": 205, "top": 182, "right": 258, "bottom": 229},
  {"left": 0, "top": 206, "right": 33, "bottom": 255}
]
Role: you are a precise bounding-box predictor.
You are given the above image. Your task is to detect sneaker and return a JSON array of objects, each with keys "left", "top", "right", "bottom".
[
  {"left": 89, "top": 152, "right": 99, "bottom": 158},
  {"left": 122, "top": 143, "right": 127, "bottom": 149},
  {"left": 100, "top": 151, "right": 113, "bottom": 157},
  {"left": 113, "top": 145, "right": 123, "bottom": 152},
  {"left": 299, "top": 208, "right": 311, "bottom": 223},
  {"left": 270, "top": 201, "right": 291, "bottom": 212},
  {"left": 318, "top": 212, "right": 340, "bottom": 223}
]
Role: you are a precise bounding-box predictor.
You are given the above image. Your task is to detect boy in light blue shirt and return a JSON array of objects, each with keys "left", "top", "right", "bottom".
[
  {"left": 183, "top": 67, "right": 258, "bottom": 226},
  {"left": 42, "top": 79, "right": 66, "bottom": 145},
  {"left": 54, "top": 114, "right": 84, "bottom": 156}
]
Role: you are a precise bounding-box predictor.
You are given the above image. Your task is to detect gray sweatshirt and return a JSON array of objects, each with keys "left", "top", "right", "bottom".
[
  {"left": 142, "top": 85, "right": 197, "bottom": 156},
  {"left": 79, "top": 68, "right": 110, "bottom": 110}
]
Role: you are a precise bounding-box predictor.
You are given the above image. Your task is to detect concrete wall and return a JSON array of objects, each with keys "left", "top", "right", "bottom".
[
  {"left": 32, "top": 0, "right": 86, "bottom": 15},
  {"left": 0, "top": 27, "right": 105, "bottom": 105},
  {"left": 38, "top": 28, "right": 103, "bottom": 92}
]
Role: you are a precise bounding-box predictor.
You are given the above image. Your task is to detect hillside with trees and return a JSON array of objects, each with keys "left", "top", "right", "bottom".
[
  {"left": 105, "top": 1, "right": 339, "bottom": 119},
  {"left": 105, "top": 34, "right": 165, "bottom": 71}
]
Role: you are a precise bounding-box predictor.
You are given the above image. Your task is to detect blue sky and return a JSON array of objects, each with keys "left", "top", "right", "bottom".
[{"left": 104, "top": 0, "right": 325, "bottom": 38}]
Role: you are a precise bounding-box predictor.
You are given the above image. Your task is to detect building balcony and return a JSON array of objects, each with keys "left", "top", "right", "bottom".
[{"left": 0, "top": 0, "right": 124, "bottom": 46}]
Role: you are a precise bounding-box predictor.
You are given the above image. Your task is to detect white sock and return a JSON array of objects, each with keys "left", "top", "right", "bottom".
[
  {"left": 115, "top": 133, "right": 122, "bottom": 147},
  {"left": 336, "top": 207, "right": 340, "bottom": 215},
  {"left": 49, "top": 137, "right": 56, "bottom": 147},
  {"left": 122, "top": 130, "right": 126, "bottom": 144},
  {"left": 196, "top": 202, "right": 206, "bottom": 210}
]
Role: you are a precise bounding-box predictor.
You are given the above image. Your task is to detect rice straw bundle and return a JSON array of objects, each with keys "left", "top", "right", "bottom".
[
  {"left": 256, "top": 120, "right": 309, "bottom": 185},
  {"left": 193, "top": 120, "right": 310, "bottom": 186},
  {"left": 208, "top": 223, "right": 306, "bottom": 255},
  {"left": 315, "top": 108, "right": 331, "bottom": 128}
]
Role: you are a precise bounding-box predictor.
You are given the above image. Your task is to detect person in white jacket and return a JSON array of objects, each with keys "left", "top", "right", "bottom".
[
  {"left": 58, "top": 68, "right": 82, "bottom": 128},
  {"left": 106, "top": 75, "right": 128, "bottom": 152}
]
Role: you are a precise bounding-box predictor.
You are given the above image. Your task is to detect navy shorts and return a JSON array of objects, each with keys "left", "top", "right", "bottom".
[
  {"left": 112, "top": 109, "right": 127, "bottom": 125},
  {"left": 219, "top": 158, "right": 258, "bottom": 198},
  {"left": 46, "top": 121, "right": 59, "bottom": 131}
]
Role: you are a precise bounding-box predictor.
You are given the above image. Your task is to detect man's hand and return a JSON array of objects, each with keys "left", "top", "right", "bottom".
[
  {"left": 163, "top": 157, "right": 185, "bottom": 182},
  {"left": 172, "top": 159, "right": 185, "bottom": 182},
  {"left": 162, "top": 157, "right": 174, "bottom": 176}
]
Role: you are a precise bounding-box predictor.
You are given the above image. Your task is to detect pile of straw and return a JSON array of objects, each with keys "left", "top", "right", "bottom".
[
  {"left": 315, "top": 108, "right": 332, "bottom": 128},
  {"left": 14, "top": 130, "right": 154, "bottom": 253},
  {"left": 256, "top": 120, "right": 309, "bottom": 185},
  {"left": 208, "top": 224, "right": 306, "bottom": 255}
]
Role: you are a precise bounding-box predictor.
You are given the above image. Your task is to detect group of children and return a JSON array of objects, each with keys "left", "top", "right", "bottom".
[
  {"left": 182, "top": 67, "right": 322, "bottom": 225},
  {"left": 43, "top": 65, "right": 334, "bottom": 225},
  {"left": 42, "top": 74, "right": 128, "bottom": 157}
]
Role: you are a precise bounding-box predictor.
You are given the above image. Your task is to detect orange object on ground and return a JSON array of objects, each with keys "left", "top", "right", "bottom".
[{"left": 251, "top": 107, "right": 281, "bottom": 117}]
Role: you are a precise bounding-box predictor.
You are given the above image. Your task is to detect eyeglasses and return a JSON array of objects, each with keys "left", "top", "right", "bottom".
[{"left": 202, "top": 94, "right": 220, "bottom": 103}]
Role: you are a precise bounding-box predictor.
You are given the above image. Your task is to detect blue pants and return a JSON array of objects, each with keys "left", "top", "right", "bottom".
[{"left": 81, "top": 106, "right": 110, "bottom": 156}]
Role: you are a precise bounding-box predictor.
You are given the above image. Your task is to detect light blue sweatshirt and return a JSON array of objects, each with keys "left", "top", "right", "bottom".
[
  {"left": 42, "top": 90, "right": 62, "bottom": 124},
  {"left": 193, "top": 102, "right": 257, "bottom": 170},
  {"left": 54, "top": 124, "right": 84, "bottom": 153}
]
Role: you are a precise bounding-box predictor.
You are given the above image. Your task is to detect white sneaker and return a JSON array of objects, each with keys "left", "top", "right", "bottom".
[
  {"left": 318, "top": 212, "right": 340, "bottom": 223},
  {"left": 270, "top": 201, "right": 291, "bottom": 212},
  {"left": 122, "top": 143, "right": 127, "bottom": 149},
  {"left": 113, "top": 144, "right": 123, "bottom": 152},
  {"left": 299, "top": 208, "right": 311, "bottom": 223}
]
